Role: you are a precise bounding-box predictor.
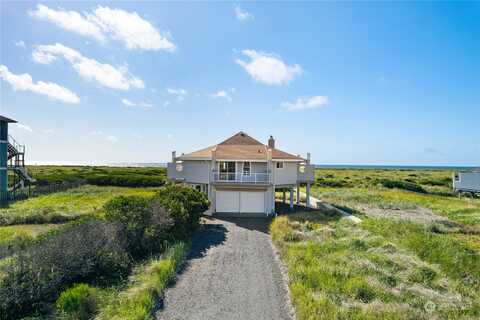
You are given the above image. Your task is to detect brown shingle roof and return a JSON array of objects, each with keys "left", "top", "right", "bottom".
[{"left": 179, "top": 132, "right": 304, "bottom": 161}]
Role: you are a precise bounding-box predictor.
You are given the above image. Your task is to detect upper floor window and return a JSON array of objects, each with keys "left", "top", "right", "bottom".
[
  {"left": 176, "top": 163, "right": 183, "bottom": 172},
  {"left": 454, "top": 173, "right": 460, "bottom": 182},
  {"left": 243, "top": 162, "right": 251, "bottom": 176},
  {"left": 298, "top": 165, "right": 305, "bottom": 173},
  {"left": 276, "top": 162, "right": 284, "bottom": 169}
]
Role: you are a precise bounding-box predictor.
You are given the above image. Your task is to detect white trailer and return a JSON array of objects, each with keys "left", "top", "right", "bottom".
[{"left": 453, "top": 171, "right": 480, "bottom": 196}]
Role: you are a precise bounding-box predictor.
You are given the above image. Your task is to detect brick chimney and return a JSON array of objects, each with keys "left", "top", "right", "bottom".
[{"left": 268, "top": 135, "right": 275, "bottom": 149}]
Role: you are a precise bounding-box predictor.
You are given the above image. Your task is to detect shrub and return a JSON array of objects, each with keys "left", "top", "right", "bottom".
[
  {"left": 153, "top": 185, "right": 209, "bottom": 239},
  {"left": 0, "top": 220, "right": 130, "bottom": 320},
  {"left": 104, "top": 196, "right": 173, "bottom": 258},
  {"left": 56, "top": 284, "right": 99, "bottom": 320},
  {"left": 379, "top": 179, "right": 427, "bottom": 194},
  {"left": 96, "top": 242, "right": 189, "bottom": 320}
]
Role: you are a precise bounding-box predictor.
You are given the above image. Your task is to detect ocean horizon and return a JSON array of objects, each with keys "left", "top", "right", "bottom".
[{"left": 26, "top": 161, "right": 479, "bottom": 171}]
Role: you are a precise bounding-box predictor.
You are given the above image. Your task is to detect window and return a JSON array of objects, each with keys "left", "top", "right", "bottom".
[
  {"left": 176, "top": 163, "right": 183, "bottom": 172},
  {"left": 454, "top": 173, "right": 460, "bottom": 182},
  {"left": 243, "top": 162, "right": 251, "bottom": 176},
  {"left": 276, "top": 162, "right": 284, "bottom": 169}
]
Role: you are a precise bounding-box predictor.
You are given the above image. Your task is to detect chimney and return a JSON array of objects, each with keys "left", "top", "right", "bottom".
[
  {"left": 172, "top": 151, "right": 176, "bottom": 162},
  {"left": 268, "top": 135, "right": 275, "bottom": 149}
]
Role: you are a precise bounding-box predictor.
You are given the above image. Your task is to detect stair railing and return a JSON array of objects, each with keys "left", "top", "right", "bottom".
[{"left": 8, "top": 135, "right": 25, "bottom": 154}]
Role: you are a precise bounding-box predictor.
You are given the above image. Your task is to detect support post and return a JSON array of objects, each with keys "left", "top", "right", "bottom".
[
  {"left": 296, "top": 183, "right": 300, "bottom": 205},
  {"left": 306, "top": 182, "right": 311, "bottom": 208},
  {"left": 290, "top": 188, "right": 294, "bottom": 211},
  {"left": 283, "top": 190, "right": 286, "bottom": 204}
]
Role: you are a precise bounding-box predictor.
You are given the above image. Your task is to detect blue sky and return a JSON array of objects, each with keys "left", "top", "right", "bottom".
[{"left": 1, "top": 1, "right": 479, "bottom": 165}]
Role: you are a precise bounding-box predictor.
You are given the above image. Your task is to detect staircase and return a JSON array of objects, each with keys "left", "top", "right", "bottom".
[{"left": 7, "top": 135, "right": 35, "bottom": 191}]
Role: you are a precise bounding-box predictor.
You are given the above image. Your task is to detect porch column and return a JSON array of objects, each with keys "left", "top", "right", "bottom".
[
  {"left": 306, "top": 182, "right": 311, "bottom": 208},
  {"left": 283, "top": 190, "right": 286, "bottom": 204},
  {"left": 296, "top": 183, "right": 300, "bottom": 205},
  {"left": 290, "top": 188, "right": 294, "bottom": 211}
]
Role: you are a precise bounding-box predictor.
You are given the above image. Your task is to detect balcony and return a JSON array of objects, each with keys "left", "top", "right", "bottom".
[{"left": 212, "top": 171, "right": 270, "bottom": 185}]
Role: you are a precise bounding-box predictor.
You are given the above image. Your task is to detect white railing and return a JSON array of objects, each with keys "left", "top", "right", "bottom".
[
  {"left": 8, "top": 135, "right": 25, "bottom": 153},
  {"left": 212, "top": 171, "right": 270, "bottom": 184}
]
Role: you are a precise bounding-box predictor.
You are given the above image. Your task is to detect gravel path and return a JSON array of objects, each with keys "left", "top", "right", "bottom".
[{"left": 155, "top": 217, "right": 293, "bottom": 320}]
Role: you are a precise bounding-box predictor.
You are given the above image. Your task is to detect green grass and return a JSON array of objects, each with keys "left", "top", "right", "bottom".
[
  {"left": 314, "top": 168, "right": 454, "bottom": 195},
  {"left": 95, "top": 242, "right": 189, "bottom": 320},
  {"left": 0, "top": 224, "right": 60, "bottom": 246},
  {"left": 315, "top": 187, "right": 480, "bottom": 226},
  {"left": 0, "top": 185, "right": 157, "bottom": 226},
  {"left": 271, "top": 212, "right": 480, "bottom": 320},
  {"left": 27, "top": 165, "right": 166, "bottom": 187}
]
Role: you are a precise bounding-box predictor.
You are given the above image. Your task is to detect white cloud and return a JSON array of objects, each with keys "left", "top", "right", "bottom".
[
  {"left": 281, "top": 96, "right": 329, "bottom": 111},
  {"left": 29, "top": 4, "right": 105, "bottom": 42},
  {"left": 166, "top": 88, "right": 188, "bottom": 101},
  {"left": 234, "top": 5, "right": 254, "bottom": 21},
  {"left": 0, "top": 65, "right": 80, "bottom": 104},
  {"left": 163, "top": 100, "right": 171, "bottom": 107},
  {"left": 209, "top": 90, "right": 232, "bottom": 102},
  {"left": 167, "top": 133, "right": 173, "bottom": 140},
  {"left": 15, "top": 40, "right": 26, "bottom": 48},
  {"left": 90, "top": 130, "right": 104, "bottom": 135},
  {"left": 29, "top": 4, "right": 175, "bottom": 52},
  {"left": 106, "top": 135, "right": 118, "bottom": 143},
  {"left": 236, "top": 50, "right": 303, "bottom": 85},
  {"left": 42, "top": 128, "right": 55, "bottom": 135},
  {"left": 15, "top": 124, "right": 33, "bottom": 132},
  {"left": 33, "top": 43, "right": 144, "bottom": 90},
  {"left": 121, "top": 98, "right": 153, "bottom": 109}
]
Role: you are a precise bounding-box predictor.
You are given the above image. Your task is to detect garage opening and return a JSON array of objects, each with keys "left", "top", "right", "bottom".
[{"left": 216, "top": 190, "right": 265, "bottom": 214}]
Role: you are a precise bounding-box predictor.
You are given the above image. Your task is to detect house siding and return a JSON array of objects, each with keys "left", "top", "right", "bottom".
[{"left": 273, "top": 161, "right": 298, "bottom": 185}]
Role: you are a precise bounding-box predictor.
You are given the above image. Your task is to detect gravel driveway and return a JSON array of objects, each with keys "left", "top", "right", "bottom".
[{"left": 155, "top": 217, "right": 294, "bottom": 320}]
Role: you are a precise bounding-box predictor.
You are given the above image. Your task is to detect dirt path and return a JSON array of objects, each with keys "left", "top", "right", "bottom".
[{"left": 155, "top": 217, "right": 294, "bottom": 320}]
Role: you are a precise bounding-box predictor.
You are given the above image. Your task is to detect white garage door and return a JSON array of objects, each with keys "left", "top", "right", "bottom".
[
  {"left": 240, "top": 191, "right": 265, "bottom": 213},
  {"left": 216, "top": 191, "right": 240, "bottom": 213},
  {"left": 216, "top": 190, "right": 265, "bottom": 213}
]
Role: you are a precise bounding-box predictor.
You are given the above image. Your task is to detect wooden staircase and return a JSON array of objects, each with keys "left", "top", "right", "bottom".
[{"left": 7, "top": 135, "right": 35, "bottom": 191}]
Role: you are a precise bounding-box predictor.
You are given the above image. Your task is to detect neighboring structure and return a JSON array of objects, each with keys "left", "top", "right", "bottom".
[
  {"left": 453, "top": 171, "right": 480, "bottom": 196},
  {"left": 0, "top": 115, "right": 35, "bottom": 202},
  {"left": 167, "top": 132, "right": 315, "bottom": 216}
]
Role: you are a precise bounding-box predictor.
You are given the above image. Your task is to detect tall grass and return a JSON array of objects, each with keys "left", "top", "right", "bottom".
[
  {"left": 95, "top": 242, "right": 188, "bottom": 320},
  {"left": 271, "top": 212, "right": 480, "bottom": 319}
]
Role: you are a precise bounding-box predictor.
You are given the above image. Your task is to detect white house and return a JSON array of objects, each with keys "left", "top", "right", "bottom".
[{"left": 167, "top": 132, "right": 315, "bottom": 216}]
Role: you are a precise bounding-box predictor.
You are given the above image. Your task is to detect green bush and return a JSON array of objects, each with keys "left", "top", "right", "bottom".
[
  {"left": 56, "top": 284, "right": 99, "bottom": 320},
  {"left": 0, "top": 220, "right": 130, "bottom": 320},
  {"left": 153, "top": 185, "right": 209, "bottom": 239},
  {"left": 379, "top": 179, "right": 427, "bottom": 194},
  {"left": 104, "top": 196, "right": 173, "bottom": 258}
]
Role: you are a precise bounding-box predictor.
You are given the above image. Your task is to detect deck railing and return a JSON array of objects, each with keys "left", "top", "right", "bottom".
[{"left": 212, "top": 171, "right": 270, "bottom": 184}]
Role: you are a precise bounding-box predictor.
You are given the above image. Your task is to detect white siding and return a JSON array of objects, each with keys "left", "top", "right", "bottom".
[
  {"left": 182, "top": 160, "right": 210, "bottom": 183},
  {"left": 273, "top": 161, "right": 298, "bottom": 185},
  {"left": 454, "top": 172, "right": 480, "bottom": 191}
]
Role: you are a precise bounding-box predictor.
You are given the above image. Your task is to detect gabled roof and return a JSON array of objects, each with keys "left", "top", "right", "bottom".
[
  {"left": 0, "top": 115, "right": 17, "bottom": 123},
  {"left": 179, "top": 132, "right": 304, "bottom": 161}
]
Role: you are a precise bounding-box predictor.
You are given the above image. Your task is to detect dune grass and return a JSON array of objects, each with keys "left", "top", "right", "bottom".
[
  {"left": 95, "top": 242, "right": 189, "bottom": 320},
  {"left": 314, "top": 187, "right": 480, "bottom": 226},
  {"left": 0, "top": 185, "right": 157, "bottom": 226},
  {"left": 271, "top": 211, "right": 480, "bottom": 320}
]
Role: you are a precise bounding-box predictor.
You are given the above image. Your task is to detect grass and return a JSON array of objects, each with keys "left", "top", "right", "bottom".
[
  {"left": 95, "top": 242, "right": 189, "bottom": 320},
  {"left": 27, "top": 165, "right": 166, "bottom": 187},
  {"left": 0, "top": 185, "right": 157, "bottom": 226},
  {"left": 0, "top": 224, "right": 60, "bottom": 246},
  {"left": 271, "top": 211, "right": 480, "bottom": 319},
  {"left": 314, "top": 168, "right": 454, "bottom": 195}
]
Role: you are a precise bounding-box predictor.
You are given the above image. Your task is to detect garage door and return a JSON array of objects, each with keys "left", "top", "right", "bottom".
[
  {"left": 216, "top": 191, "right": 240, "bottom": 213},
  {"left": 216, "top": 191, "right": 265, "bottom": 213},
  {"left": 240, "top": 191, "right": 265, "bottom": 213}
]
